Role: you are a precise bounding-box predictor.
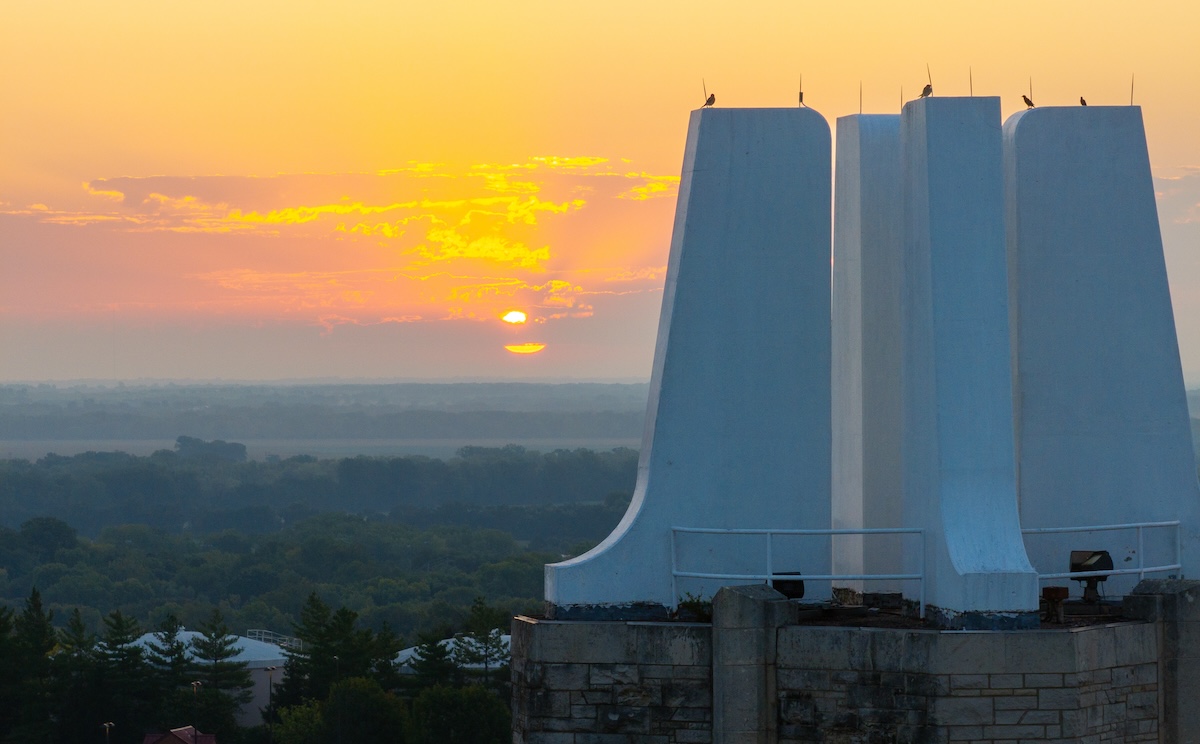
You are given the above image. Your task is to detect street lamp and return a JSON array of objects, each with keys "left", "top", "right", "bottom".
[
  {"left": 264, "top": 666, "right": 277, "bottom": 744},
  {"left": 101, "top": 721, "right": 114, "bottom": 744}
]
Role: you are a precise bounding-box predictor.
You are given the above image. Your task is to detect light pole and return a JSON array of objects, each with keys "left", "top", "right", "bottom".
[
  {"left": 264, "top": 666, "right": 277, "bottom": 744},
  {"left": 101, "top": 721, "right": 114, "bottom": 744},
  {"left": 191, "top": 680, "right": 202, "bottom": 724}
]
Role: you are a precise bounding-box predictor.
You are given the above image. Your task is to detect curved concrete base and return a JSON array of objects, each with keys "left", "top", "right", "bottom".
[{"left": 545, "top": 107, "right": 833, "bottom": 614}]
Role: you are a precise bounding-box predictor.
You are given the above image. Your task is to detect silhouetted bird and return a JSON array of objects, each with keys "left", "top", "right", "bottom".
[
  {"left": 704, "top": 93, "right": 715, "bottom": 107},
  {"left": 799, "top": 90, "right": 805, "bottom": 107},
  {"left": 920, "top": 83, "right": 933, "bottom": 98},
  {"left": 1080, "top": 96, "right": 1087, "bottom": 106},
  {"left": 1022, "top": 94, "right": 1035, "bottom": 108}
]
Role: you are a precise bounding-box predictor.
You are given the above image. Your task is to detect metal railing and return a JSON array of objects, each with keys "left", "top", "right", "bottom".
[
  {"left": 1020, "top": 520, "right": 1182, "bottom": 582},
  {"left": 247, "top": 628, "right": 304, "bottom": 651},
  {"left": 670, "top": 526, "right": 926, "bottom": 617}
]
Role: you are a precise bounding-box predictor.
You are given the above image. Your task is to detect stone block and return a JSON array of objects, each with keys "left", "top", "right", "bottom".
[
  {"left": 544, "top": 663, "right": 589, "bottom": 690},
  {"left": 776, "top": 669, "right": 830, "bottom": 690},
  {"left": 1037, "top": 688, "right": 1078, "bottom": 710},
  {"left": 1003, "top": 631, "right": 1075, "bottom": 673},
  {"left": 634, "top": 624, "right": 711, "bottom": 666},
  {"left": 949, "top": 674, "right": 989, "bottom": 690},
  {"left": 982, "top": 724, "right": 1047, "bottom": 738},
  {"left": 714, "top": 627, "right": 767, "bottom": 666},
  {"left": 615, "top": 684, "right": 661, "bottom": 707},
  {"left": 1017, "top": 709, "right": 1061, "bottom": 725},
  {"left": 946, "top": 725, "right": 983, "bottom": 740},
  {"left": 993, "top": 695, "right": 1038, "bottom": 711},
  {"left": 530, "top": 690, "right": 572, "bottom": 718},
  {"left": 989, "top": 673, "right": 1023, "bottom": 689},
  {"left": 930, "top": 631, "right": 1006, "bottom": 674},
  {"left": 590, "top": 664, "right": 639, "bottom": 687},
  {"left": 674, "top": 730, "right": 712, "bottom": 744},
  {"left": 1023, "top": 673, "right": 1063, "bottom": 688},
  {"left": 595, "top": 705, "right": 650, "bottom": 734},
  {"left": 1113, "top": 622, "right": 1159, "bottom": 667},
  {"left": 777, "top": 626, "right": 853, "bottom": 669},
  {"left": 932, "top": 696, "right": 993, "bottom": 726},
  {"left": 526, "top": 733, "right": 575, "bottom": 744},
  {"left": 664, "top": 680, "right": 710, "bottom": 708},
  {"left": 532, "top": 621, "right": 638, "bottom": 664}
]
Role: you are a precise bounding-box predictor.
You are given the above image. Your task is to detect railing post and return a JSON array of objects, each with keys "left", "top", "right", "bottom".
[
  {"left": 670, "top": 528, "right": 678, "bottom": 605},
  {"left": 765, "top": 531, "right": 774, "bottom": 585},
  {"left": 1138, "top": 525, "right": 1145, "bottom": 581}
]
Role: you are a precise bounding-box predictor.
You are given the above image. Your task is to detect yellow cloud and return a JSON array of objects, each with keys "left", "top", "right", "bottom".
[
  {"left": 418, "top": 229, "right": 550, "bottom": 268},
  {"left": 618, "top": 173, "right": 680, "bottom": 201},
  {"left": 83, "top": 182, "right": 125, "bottom": 201}
]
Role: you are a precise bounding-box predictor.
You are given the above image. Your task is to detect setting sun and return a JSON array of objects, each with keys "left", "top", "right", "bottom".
[
  {"left": 503, "top": 311, "right": 528, "bottom": 324},
  {"left": 505, "top": 343, "right": 547, "bottom": 355}
]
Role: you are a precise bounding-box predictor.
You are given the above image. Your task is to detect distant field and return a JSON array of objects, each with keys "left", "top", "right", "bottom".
[{"left": 0, "top": 437, "right": 641, "bottom": 461}]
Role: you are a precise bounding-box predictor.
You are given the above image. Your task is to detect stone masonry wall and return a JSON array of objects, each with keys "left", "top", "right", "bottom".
[
  {"left": 776, "top": 622, "right": 1159, "bottom": 744},
  {"left": 513, "top": 592, "right": 1172, "bottom": 744},
  {"left": 511, "top": 616, "right": 712, "bottom": 744}
]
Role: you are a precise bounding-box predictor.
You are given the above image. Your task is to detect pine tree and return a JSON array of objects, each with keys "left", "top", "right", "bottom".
[
  {"left": 51, "top": 609, "right": 105, "bottom": 744},
  {"left": 189, "top": 609, "right": 254, "bottom": 743},
  {"left": 99, "top": 609, "right": 153, "bottom": 744},
  {"left": 144, "top": 614, "right": 192, "bottom": 729},
  {"left": 7, "top": 588, "right": 57, "bottom": 743}
]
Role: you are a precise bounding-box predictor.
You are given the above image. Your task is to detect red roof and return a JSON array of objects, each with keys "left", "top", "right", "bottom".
[{"left": 142, "top": 726, "right": 217, "bottom": 744}]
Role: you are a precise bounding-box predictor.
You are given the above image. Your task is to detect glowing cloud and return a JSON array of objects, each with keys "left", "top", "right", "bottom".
[{"left": 502, "top": 310, "right": 528, "bottom": 324}]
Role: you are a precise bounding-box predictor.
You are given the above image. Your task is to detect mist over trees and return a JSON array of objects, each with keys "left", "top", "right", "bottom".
[{"left": 0, "top": 382, "right": 647, "bottom": 442}]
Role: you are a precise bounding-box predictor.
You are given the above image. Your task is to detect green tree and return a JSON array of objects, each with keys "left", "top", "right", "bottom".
[
  {"left": 99, "top": 609, "right": 153, "bottom": 744},
  {"left": 407, "top": 684, "right": 508, "bottom": 744},
  {"left": 144, "top": 614, "right": 192, "bottom": 729},
  {"left": 450, "top": 598, "right": 509, "bottom": 686},
  {"left": 8, "top": 588, "right": 57, "bottom": 744},
  {"left": 322, "top": 677, "right": 407, "bottom": 744},
  {"left": 190, "top": 609, "right": 254, "bottom": 743},
  {"left": 50, "top": 609, "right": 105, "bottom": 744},
  {"left": 275, "top": 700, "right": 324, "bottom": 744},
  {"left": 406, "top": 632, "right": 458, "bottom": 690}
]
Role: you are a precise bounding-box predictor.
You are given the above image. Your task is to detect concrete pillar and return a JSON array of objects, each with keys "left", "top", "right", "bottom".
[
  {"left": 1126, "top": 579, "right": 1200, "bottom": 744},
  {"left": 832, "top": 114, "right": 903, "bottom": 592},
  {"left": 1003, "top": 106, "right": 1200, "bottom": 595},
  {"left": 545, "top": 107, "right": 833, "bottom": 616},
  {"left": 900, "top": 97, "right": 1038, "bottom": 627},
  {"left": 712, "top": 584, "right": 796, "bottom": 744}
]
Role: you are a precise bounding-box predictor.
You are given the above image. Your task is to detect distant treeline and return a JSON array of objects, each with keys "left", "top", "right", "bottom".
[
  {"left": 0, "top": 441, "right": 639, "bottom": 537},
  {"left": 0, "top": 382, "right": 647, "bottom": 440}
]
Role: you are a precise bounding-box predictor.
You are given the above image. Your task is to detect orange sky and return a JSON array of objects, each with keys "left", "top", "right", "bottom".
[{"left": 2, "top": 1, "right": 1199, "bottom": 381}]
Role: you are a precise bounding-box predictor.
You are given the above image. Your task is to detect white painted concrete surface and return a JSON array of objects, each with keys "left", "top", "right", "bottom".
[
  {"left": 832, "top": 114, "right": 904, "bottom": 591},
  {"left": 545, "top": 107, "right": 833, "bottom": 611},
  {"left": 1004, "top": 106, "right": 1200, "bottom": 595},
  {"left": 900, "top": 97, "right": 1039, "bottom": 618}
]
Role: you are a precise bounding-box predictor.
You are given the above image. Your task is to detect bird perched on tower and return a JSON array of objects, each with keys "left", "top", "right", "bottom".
[
  {"left": 1080, "top": 96, "right": 1088, "bottom": 106},
  {"left": 1022, "top": 94, "right": 1035, "bottom": 108},
  {"left": 920, "top": 83, "right": 932, "bottom": 98},
  {"left": 704, "top": 93, "right": 715, "bottom": 107}
]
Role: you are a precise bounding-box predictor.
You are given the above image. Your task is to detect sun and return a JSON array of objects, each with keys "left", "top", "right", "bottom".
[
  {"left": 502, "top": 310, "right": 528, "bottom": 324},
  {"left": 505, "top": 343, "right": 546, "bottom": 355}
]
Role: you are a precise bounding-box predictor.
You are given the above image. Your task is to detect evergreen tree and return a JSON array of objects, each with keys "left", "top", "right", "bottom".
[
  {"left": 144, "top": 614, "right": 192, "bottom": 729},
  {"left": 189, "top": 609, "right": 254, "bottom": 743},
  {"left": 7, "top": 589, "right": 57, "bottom": 744},
  {"left": 451, "top": 598, "right": 509, "bottom": 686},
  {"left": 99, "top": 610, "right": 153, "bottom": 744},
  {"left": 50, "top": 609, "right": 105, "bottom": 744},
  {"left": 407, "top": 632, "right": 458, "bottom": 690}
]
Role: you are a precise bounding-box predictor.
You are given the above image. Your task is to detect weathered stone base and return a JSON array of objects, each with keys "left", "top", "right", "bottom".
[
  {"left": 777, "top": 622, "right": 1158, "bottom": 743},
  {"left": 514, "top": 580, "right": 1200, "bottom": 743},
  {"left": 511, "top": 617, "right": 713, "bottom": 744}
]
